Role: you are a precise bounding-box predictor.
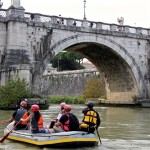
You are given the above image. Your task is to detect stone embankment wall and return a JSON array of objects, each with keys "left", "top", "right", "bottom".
[{"left": 41, "top": 68, "right": 101, "bottom": 96}]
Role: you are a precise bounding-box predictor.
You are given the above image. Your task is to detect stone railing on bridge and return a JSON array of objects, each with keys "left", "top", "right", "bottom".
[{"left": 0, "top": 8, "right": 150, "bottom": 38}]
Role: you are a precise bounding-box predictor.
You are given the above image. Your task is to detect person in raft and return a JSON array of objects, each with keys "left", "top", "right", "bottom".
[
  {"left": 48, "top": 102, "right": 66, "bottom": 129},
  {"left": 8, "top": 101, "right": 29, "bottom": 130},
  {"left": 80, "top": 101, "right": 101, "bottom": 133},
  {"left": 20, "top": 104, "right": 50, "bottom": 134},
  {"left": 53, "top": 104, "right": 79, "bottom": 132}
]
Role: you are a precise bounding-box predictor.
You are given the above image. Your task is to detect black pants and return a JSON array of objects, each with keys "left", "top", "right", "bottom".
[
  {"left": 14, "top": 123, "right": 28, "bottom": 130},
  {"left": 49, "top": 121, "right": 55, "bottom": 128}
]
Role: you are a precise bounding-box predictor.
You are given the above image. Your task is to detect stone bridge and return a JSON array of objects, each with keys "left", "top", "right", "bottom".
[{"left": 0, "top": 0, "right": 150, "bottom": 101}]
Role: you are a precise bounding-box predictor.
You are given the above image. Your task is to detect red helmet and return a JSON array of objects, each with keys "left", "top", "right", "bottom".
[
  {"left": 31, "top": 104, "right": 40, "bottom": 112},
  {"left": 60, "top": 102, "right": 66, "bottom": 109},
  {"left": 64, "top": 105, "right": 71, "bottom": 112},
  {"left": 20, "top": 101, "right": 27, "bottom": 108}
]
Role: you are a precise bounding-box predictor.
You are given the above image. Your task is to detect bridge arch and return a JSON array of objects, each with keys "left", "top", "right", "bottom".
[{"left": 35, "top": 34, "right": 147, "bottom": 101}]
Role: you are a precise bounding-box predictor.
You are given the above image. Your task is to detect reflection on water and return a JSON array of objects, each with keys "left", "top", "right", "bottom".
[{"left": 0, "top": 105, "right": 150, "bottom": 150}]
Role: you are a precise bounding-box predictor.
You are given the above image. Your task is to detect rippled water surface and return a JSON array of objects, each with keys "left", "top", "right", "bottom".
[{"left": 0, "top": 105, "right": 150, "bottom": 150}]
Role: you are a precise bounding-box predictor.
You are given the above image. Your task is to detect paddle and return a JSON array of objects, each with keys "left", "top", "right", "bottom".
[
  {"left": 0, "top": 121, "right": 8, "bottom": 124},
  {"left": 96, "top": 128, "right": 102, "bottom": 144},
  {"left": 0, "top": 109, "right": 30, "bottom": 143}
]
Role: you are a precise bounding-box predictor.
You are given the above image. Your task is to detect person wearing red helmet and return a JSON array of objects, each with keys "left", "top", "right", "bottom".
[
  {"left": 53, "top": 104, "right": 79, "bottom": 132},
  {"left": 48, "top": 102, "right": 66, "bottom": 129},
  {"left": 7, "top": 100, "right": 29, "bottom": 130},
  {"left": 21, "top": 104, "right": 48, "bottom": 134},
  {"left": 50, "top": 102, "right": 66, "bottom": 121},
  {"left": 57, "top": 102, "right": 66, "bottom": 120}
]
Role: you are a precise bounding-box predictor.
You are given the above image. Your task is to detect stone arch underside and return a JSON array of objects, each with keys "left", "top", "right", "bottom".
[{"left": 35, "top": 34, "right": 147, "bottom": 101}]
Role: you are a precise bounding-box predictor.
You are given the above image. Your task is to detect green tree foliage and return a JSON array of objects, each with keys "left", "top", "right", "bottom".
[
  {"left": 0, "top": 78, "right": 32, "bottom": 108},
  {"left": 83, "top": 78, "right": 105, "bottom": 100},
  {"left": 51, "top": 51, "right": 85, "bottom": 71}
]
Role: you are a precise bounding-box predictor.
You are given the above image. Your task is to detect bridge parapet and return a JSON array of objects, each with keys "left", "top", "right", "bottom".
[
  {"left": 23, "top": 12, "right": 150, "bottom": 37},
  {"left": 0, "top": 8, "right": 150, "bottom": 37}
]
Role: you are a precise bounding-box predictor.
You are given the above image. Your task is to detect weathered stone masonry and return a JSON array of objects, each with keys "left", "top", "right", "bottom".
[
  {"left": 41, "top": 69, "right": 101, "bottom": 96},
  {"left": 0, "top": 0, "right": 150, "bottom": 101}
]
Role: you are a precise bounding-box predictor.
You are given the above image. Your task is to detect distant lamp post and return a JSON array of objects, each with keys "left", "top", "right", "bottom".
[{"left": 83, "top": 0, "right": 86, "bottom": 20}]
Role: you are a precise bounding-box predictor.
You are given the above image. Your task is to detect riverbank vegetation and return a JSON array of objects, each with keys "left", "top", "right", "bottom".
[
  {"left": 0, "top": 77, "right": 106, "bottom": 110},
  {"left": 46, "top": 96, "right": 85, "bottom": 104},
  {"left": 82, "top": 78, "right": 106, "bottom": 100},
  {"left": 0, "top": 78, "right": 33, "bottom": 110}
]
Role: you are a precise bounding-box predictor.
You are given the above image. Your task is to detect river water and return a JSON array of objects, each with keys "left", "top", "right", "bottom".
[{"left": 0, "top": 104, "right": 150, "bottom": 150}]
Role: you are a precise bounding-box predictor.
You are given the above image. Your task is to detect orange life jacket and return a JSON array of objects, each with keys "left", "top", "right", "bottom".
[
  {"left": 38, "top": 115, "right": 43, "bottom": 128},
  {"left": 31, "top": 114, "right": 43, "bottom": 129}
]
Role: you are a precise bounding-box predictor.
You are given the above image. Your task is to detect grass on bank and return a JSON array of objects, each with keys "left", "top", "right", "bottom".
[{"left": 45, "top": 96, "right": 85, "bottom": 104}]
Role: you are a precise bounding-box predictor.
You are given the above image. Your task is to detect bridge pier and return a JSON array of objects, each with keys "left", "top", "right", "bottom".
[{"left": 0, "top": 1, "right": 32, "bottom": 86}]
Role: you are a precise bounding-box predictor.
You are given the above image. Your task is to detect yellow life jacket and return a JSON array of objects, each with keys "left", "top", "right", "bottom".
[{"left": 83, "top": 110, "right": 97, "bottom": 125}]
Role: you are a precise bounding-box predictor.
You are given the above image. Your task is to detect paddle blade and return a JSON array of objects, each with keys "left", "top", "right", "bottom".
[
  {"left": 0, "top": 133, "right": 10, "bottom": 143},
  {"left": 0, "top": 121, "right": 7, "bottom": 124}
]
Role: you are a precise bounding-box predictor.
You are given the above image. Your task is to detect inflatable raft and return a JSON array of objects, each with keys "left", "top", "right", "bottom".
[{"left": 4, "top": 122, "right": 99, "bottom": 148}]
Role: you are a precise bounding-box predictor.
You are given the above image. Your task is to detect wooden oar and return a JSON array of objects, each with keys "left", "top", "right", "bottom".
[
  {"left": 96, "top": 128, "right": 102, "bottom": 144},
  {"left": 0, "top": 121, "right": 8, "bottom": 124},
  {"left": 0, "top": 110, "right": 30, "bottom": 143}
]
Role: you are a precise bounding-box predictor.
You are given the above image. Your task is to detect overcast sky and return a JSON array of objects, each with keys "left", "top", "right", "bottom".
[{"left": 2, "top": 0, "right": 150, "bottom": 28}]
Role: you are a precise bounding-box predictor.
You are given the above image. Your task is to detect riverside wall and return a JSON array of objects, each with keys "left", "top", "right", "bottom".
[{"left": 41, "top": 68, "right": 101, "bottom": 96}]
